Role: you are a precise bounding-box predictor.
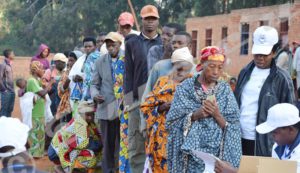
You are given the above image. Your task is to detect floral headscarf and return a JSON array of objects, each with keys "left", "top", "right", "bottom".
[{"left": 196, "top": 46, "right": 225, "bottom": 72}]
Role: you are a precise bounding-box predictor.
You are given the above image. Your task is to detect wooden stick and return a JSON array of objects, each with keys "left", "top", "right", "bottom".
[{"left": 128, "top": 0, "right": 140, "bottom": 31}]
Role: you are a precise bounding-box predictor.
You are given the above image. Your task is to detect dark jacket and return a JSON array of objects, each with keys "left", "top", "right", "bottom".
[
  {"left": 124, "top": 33, "right": 162, "bottom": 102},
  {"left": 235, "top": 59, "right": 295, "bottom": 156},
  {"left": 0, "top": 59, "right": 14, "bottom": 92}
]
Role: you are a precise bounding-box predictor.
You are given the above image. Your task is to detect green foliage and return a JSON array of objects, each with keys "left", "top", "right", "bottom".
[
  {"left": 0, "top": 0, "right": 294, "bottom": 56},
  {"left": 0, "top": 0, "right": 156, "bottom": 56}
]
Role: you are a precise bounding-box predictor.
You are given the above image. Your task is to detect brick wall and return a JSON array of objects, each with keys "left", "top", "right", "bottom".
[{"left": 186, "top": 2, "right": 300, "bottom": 77}]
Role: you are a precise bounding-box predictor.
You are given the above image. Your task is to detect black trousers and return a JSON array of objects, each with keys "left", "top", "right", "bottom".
[
  {"left": 242, "top": 138, "right": 255, "bottom": 156},
  {"left": 100, "top": 118, "right": 120, "bottom": 173}
]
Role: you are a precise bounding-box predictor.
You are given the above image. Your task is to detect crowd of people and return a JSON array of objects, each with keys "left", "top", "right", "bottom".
[{"left": 1, "top": 4, "right": 300, "bottom": 173}]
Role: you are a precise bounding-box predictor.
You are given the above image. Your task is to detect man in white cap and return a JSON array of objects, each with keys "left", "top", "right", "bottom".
[
  {"left": 256, "top": 103, "right": 300, "bottom": 172},
  {"left": 0, "top": 117, "right": 45, "bottom": 173},
  {"left": 215, "top": 103, "right": 300, "bottom": 173},
  {"left": 235, "top": 26, "right": 295, "bottom": 156}
]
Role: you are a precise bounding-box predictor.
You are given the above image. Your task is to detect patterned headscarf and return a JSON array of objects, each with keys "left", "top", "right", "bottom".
[
  {"left": 196, "top": 46, "right": 225, "bottom": 72},
  {"left": 30, "top": 61, "right": 43, "bottom": 74},
  {"left": 77, "top": 101, "right": 95, "bottom": 116}
]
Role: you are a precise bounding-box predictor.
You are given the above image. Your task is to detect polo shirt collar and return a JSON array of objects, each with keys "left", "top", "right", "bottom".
[{"left": 141, "top": 32, "right": 159, "bottom": 40}]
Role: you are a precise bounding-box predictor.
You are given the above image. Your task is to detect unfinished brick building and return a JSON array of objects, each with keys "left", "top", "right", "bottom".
[{"left": 186, "top": 1, "right": 300, "bottom": 76}]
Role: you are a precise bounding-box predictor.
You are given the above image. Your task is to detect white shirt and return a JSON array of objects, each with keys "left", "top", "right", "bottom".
[
  {"left": 272, "top": 143, "right": 300, "bottom": 173},
  {"left": 240, "top": 66, "right": 270, "bottom": 140},
  {"left": 19, "top": 92, "right": 53, "bottom": 129},
  {"left": 68, "top": 54, "right": 87, "bottom": 108},
  {"left": 293, "top": 47, "right": 300, "bottom": 71}
]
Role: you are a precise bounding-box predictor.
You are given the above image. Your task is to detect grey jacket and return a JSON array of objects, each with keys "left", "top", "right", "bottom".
[
  {"left": 91, "top": 52, "right": 123, "bottom": 120},
  {"left": 235, "top": 59, "right": 295, "bottom": 156}
]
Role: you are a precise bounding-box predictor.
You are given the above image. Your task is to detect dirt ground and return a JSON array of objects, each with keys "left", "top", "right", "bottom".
[
  {"left": 0, "top": 56, "right": 55, "bottom": 172},
  {"left": 1, "top": 56, "right": 105, "bottom": 172}
]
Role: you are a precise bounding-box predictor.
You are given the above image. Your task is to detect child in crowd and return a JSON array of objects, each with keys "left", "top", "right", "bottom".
[
  {"left": 16, "top": 78, "right": 53, "bottom": 129},
  {"left": 16, "top": 78, "right": 37, "bottom": 128},
  {"left": 16, "top": 78, "right": 28, "bottom": 97}
]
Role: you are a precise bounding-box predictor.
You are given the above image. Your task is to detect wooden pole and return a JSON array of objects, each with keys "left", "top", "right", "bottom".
[{"left": 128, "top": 0, "right": 140, "bottom": 31}]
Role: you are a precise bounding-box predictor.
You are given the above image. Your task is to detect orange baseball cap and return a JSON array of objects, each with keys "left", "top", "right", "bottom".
[
  {"left": 140, "top": 5, "right": 159, "bottom": 19},
  {"left": 118, "top": 12, "right": 135, "bottom": 27}
]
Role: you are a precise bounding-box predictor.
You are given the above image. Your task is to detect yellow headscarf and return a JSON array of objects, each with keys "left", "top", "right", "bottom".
[{"left": 30, "top": 61, "right": 43, "bottom": 74}]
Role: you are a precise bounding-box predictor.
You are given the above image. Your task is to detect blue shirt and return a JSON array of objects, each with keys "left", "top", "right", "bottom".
[
  {"left": 142, "top": 59, "right": 172, "bottom": 102},
  {"left": 147, "top": 45, "right": 164, "bottom": 72}
]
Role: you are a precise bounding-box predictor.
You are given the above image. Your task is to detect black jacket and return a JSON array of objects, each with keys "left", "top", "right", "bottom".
[
  {"left": 234, "top": 59, "right": 295, "bottom": 156},
  {"left": 124, "top": 33, "right": 162, "bottom": 102}
]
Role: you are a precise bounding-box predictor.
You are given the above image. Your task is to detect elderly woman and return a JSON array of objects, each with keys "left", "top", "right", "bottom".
[
  {"left": 56, "top": 51, "right": 81, "bottom": 122},
  {"left": 48, "top": 101, "right": 101, "bottom": 172},
  {"left": 26, "top": 61, "right": 52, "bottom": 158},
  {"left": 140, "top": 47, "right": 194, "bottom": 173},
  {"left": 166, "top": 46, "right": 242, "bottom": 172}
]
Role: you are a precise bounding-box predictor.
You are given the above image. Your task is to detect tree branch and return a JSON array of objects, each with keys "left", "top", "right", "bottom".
[{"left": 26, "top": 0, "right": 41, "bottom": 12}]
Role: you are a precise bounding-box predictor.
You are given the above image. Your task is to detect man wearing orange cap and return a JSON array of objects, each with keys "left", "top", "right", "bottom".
[
  {"left": 124, "top": 5, "right": 162, "bottom": 173},
  {"left": 118, "top": 12, "right": 140, "bottom": 37},
  {"left": 100, "top": 12, "right": 140, "bottom": 55}
]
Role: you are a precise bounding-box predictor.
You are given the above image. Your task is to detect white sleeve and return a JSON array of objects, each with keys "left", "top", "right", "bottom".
[
  {"left": 20, "top": 92, "right": 35, "bottom": 129},
  {"left": 271, "top": 143, "right": 280, "bottom": 159},
  {"left": 100, "top": 43, "right": 108, "bottom": 55},
  {"left": 294, "top": 48, "right": 300, "bottom": 71},
  {"left": 68, "top": 55, "right": 86, "bottom": 80}
]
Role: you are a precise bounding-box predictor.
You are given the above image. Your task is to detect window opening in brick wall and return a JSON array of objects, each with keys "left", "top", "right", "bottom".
[
  {"left": 240, "top": 23, "right": 249, "bottom": 55},
  {"left": 280, "top": 18, "right": 289, "bottom": 41},
  {"left": 205, "top": 29, "right": 212, "bottom": 46},
  {"left": 221, "top": 27, "right": 228, "bottom": 49},
  {"left": 259, "top": 20, "right": 269, "bottom": 26},
  {"left": 191, "top": 30, "right": 198, "bottom": 57}
]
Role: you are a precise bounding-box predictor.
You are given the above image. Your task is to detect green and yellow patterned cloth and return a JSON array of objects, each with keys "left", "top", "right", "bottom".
[{"left": 51, "top": 116, "right": 101, "bottom": 172}]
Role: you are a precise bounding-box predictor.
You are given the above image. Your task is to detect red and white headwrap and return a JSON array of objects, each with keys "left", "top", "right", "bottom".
[{"left": 196, "top": 46, "right": 226, "bottom": 72}]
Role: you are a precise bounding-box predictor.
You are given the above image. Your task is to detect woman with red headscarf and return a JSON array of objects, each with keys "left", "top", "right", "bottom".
[{"left": 166, "top": 46, "right": 242, "bottom": 173}]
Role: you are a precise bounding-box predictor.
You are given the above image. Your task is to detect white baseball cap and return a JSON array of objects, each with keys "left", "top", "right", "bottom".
[
  {"left": 252, "top": 26, "right": 279, "bottom": 55},
  {"left": 53, "top": 53, "right": 68, "bottom": 63},
  {"left": 0, "top": 117, "right": 30, "bottom": 158},
  {"left": 171, "top": 47, "right": 194, "bottom": 65},
  {"left": 256, "top": 103, "right": 300, "bottom": 134}
]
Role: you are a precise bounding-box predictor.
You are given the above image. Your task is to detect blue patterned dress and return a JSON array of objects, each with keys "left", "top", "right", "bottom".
[
  {"left": 82, "top": 51, "right": 100, "bottom": 101},
  {"left": 166, "top": 74, "right": 242, "bottom": 173},
  {"left": 110, "top": 51, "right": 131, "bottom": 173}
]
